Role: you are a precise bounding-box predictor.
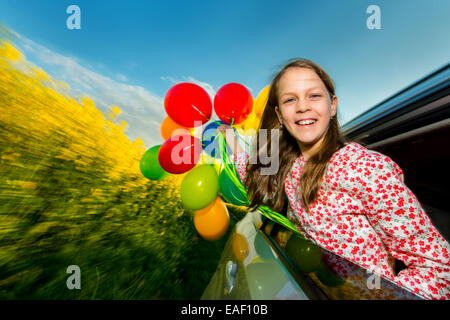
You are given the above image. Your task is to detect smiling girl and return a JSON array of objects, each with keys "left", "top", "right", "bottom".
[{"left": 218, "top": 58, "right": 450, "bottom": 300}]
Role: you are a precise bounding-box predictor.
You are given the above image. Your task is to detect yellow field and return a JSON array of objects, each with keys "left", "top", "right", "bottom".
[{"left": 0, "top": 38, "right": 244, "bottom": 299}]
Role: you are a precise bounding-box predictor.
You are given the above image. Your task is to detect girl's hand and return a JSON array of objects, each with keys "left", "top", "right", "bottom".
[
  {"left": 217, "top": 124, "right": 230, "bottom": 134},
  {"left": 217, "top": 124, "right": 235, "bottom": 142},
  {"left": 216, "top": 123, "right": 244, "bottom": 154}
]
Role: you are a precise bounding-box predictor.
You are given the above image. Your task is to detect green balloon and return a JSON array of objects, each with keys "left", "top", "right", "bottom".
[
  {"left": 314, "top": 261, "right": 345, "bottom": 287},
  {"left": 180, "top": 164, "right": 219, "bottom": 210},
  {"left": 285, "top": 236, "right": 322, "bottom": 274},
  {"left": 218, "top": 168, "right": 249, "bottom": 206},
  {"left": 140, "top": 145, "right": 170, "bottom": 180}
]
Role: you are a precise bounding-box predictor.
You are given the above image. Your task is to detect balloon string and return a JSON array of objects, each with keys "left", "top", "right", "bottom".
[
  {"left": 227, "top": 182, "right": 248, "bottom": 206},
  {"left": 201, "top": 119, "right": 250, "bottom": 153},
  {"left": 228, "top": 119, "right": 250, "bottom": 148},
  {"left": 232, "top": 126, "right": 250, "bottom": 147},
  {"left": 217, "top": 131, "right": 305, "bottom": 240},
  {"left": 191, "top": 104, "right": 209, "bottom": 121},
  {"left": 201, "top": 120, "right": 230, "bottom": 141}
]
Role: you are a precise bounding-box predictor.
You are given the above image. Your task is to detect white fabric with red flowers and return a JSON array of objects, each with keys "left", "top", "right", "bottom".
[{"left": 234, "top": 142, "right": 450, "bottom": 300}]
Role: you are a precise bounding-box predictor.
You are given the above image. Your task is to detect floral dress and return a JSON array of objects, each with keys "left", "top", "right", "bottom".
[{"left": 234, "top": 141, "right": 450, "bottom": 300}]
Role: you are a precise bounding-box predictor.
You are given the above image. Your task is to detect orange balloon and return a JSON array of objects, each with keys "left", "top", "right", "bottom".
[
  {"left": 160, "top": 116, "right": 192, "bottom": 141},
  {"left": 232, "top": 233, "right": 249, "bottom": 262},
  {"left": 194, "top": 197, "right": 230, "bottom": 241}
]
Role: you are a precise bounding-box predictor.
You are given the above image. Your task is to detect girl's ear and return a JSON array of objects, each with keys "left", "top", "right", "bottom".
[
  {"left": 275, "top": 106, "right": 283, "bottom": 124},
  {"left": 331, "top": 95, "right": 338, "bottom": 118}
]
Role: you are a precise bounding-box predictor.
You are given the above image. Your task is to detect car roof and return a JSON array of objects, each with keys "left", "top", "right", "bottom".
[{"left": 342, "top": 62, "right": 450, "bottom": 146}]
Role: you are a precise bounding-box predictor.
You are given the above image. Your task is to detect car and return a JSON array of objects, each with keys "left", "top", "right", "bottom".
[{"left": 201, "top": 63, "right": 449, "bottom": 300}]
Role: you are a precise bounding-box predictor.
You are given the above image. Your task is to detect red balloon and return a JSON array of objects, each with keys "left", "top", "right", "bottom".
[
  {"left": 214, "top": 83, "right": 253, "bottom": 125},
  {"left": 164, "top": 83, "right": 212, "bottom": 127},
  {"left": 158, "top": 134, "right": 202, "bottom": 174}
]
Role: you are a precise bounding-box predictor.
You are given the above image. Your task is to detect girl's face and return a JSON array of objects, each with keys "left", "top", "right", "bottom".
[{"left": 275, "top": 67, "right": 337, "bottom": 155}]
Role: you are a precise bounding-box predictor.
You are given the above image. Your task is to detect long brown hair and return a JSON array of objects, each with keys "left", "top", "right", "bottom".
[{"left": 244, "top": 58, "right": 351, "bottom": 214}]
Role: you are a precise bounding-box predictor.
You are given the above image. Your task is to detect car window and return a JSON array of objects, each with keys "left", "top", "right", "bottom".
[{"left": 260, "top": 215, "right": 425, "bottom": 300}]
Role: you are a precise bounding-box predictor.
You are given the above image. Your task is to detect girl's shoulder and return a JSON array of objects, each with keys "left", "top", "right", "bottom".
[
  {"left": 334, "top": 141, "right": 404, "bottom": 176},
  {"left": 336, "top": 141, "right": 389, "bottom": 161},
  {"left": 331, "top": 141, "right": 365, "bottom": 162}
]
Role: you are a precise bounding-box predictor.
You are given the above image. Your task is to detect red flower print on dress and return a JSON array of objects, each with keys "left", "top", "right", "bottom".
[{"left": 234, "top": 142, "right": 450, "bottom": 299}]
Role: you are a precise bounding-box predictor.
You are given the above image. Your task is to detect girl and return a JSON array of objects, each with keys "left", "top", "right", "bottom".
[{"left": 218, "top": 58, "right": 450, "bottom": 300}]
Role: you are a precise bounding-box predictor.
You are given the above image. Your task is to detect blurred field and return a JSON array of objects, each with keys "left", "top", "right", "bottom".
[{"left": 0, "top": 38, "right": 246, "bottom": 299}]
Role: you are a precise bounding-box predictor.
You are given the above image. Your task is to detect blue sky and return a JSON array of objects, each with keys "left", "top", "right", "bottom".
[{"left": 1, "top": 0, "right": 449, "bottom": 147}]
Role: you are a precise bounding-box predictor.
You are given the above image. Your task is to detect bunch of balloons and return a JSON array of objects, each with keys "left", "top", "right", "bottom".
[
  {"left": 139, "top": 82, "right": 271, "bottom": 241},
  {"left": 139, "top": 81, "right": 344, "bottom": 289}
]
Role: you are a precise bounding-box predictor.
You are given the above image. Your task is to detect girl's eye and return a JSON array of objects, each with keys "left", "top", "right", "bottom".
[
  {"left": 283, "top": 98, "right": 294, "bottom": 104},
  {"left": 310, "top": 94, "right": 321, "bottom": 98}
]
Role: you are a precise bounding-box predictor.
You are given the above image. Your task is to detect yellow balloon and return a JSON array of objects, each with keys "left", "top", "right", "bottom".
[
  {"left": 212, "top": 161, "right": 222, "bottom": 175},
  {"left": 254, "top": 85, "right": 271, "bottom": 117},
  {"left": 197, "top": 153, "right": 214, "bottom": 165},
  {"left": 196, "top": 154, "right": 222, "bottom": 174},
  {"left": 235, "top": 112, "right": 260, "bottom": 136},
  {"left": 232, "top": 232, "right": 250, "bottom": 262},
  {"left": 235, "top": 85, "right": 270, "bottom": 136},
  {"left": 189, "top": 126, "right": 201, "bottom": 138},
  {"left": 194, "top": 197, "right": 230, "bottom": 241}
]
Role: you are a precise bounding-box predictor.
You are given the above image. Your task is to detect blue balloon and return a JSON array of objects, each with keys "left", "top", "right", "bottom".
[{"left": 202, "top": 120, "right": 233, "bottom": 159}]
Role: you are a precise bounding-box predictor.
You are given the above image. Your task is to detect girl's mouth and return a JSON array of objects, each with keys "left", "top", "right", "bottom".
[{"left": 295, "top": 119, "right": 317, "bottom": 127}]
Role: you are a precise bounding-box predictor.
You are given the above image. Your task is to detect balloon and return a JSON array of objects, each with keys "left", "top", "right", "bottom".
[
  {"left": 234, "top": 112, "right": 260, "bottom": 136},
  {"left": 180, "top": 164, "right": 219, "bottom": 210},
  {"left": 196, "top": 154, "right": 222, "bottom": 175},
  {"left": 196, "top": 152, "right": 216, "bottom": 165},
  {"left": 158, "top": 134, "right": 202, "bottom": 174},
  {"left": 246, "top": 261, "right": 289, "bottom": 299},
  {"left": 314, "top": 261, "right": 345, "bottom": 287},
  {"left": 201, "top": 120, "right": 232, "bottom": 159},
  {"left": 285, "top": 236, "right": 322, "bottom": 274},
  {"left": 218, "top": 168, "right": 249, "bottom": 206},
  {"left": 254, "top": 233, "right": 275, "bottom": 260},
  {"left": 214, "top": 83, "right": 253, "bottom": 125},
  {"left": 194, "top": 197, "right": 230, "bottom": 241},
  {"left": 139, "top": 145, "right": 170, "bottom": 180},
  {"left": 232, "top": 232, "right": 249, "bottom": 262},
  {"left": 164, "top": 83, "right": 212, "bottom": 127},
  {"left": 254, "top": 85, "right": 271, "bottom": 117},
  {"left": 160, "top": 116, "right": 192, "bottom": 141},
  {"left": 234, "top": 85, "right": 269, "bottom": 135}
]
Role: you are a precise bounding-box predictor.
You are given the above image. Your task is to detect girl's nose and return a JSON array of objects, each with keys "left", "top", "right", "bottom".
[{"left": 295, "top": 98, "right": 311, "bottom": 112}]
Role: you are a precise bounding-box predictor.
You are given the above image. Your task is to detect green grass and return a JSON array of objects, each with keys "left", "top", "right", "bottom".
[{"left": 0, "top": 177, "right": 246, "bottom": 300}]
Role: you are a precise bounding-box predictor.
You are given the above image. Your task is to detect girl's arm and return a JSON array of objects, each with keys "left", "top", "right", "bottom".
[{"left": 359, "top": 153, "right": 450, "bottom": 299}]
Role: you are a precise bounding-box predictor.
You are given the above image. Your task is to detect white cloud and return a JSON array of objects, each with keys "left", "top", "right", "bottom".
[
  {"left": 161, "top": 75, "right": 217, "bottom": 100},
  {"left": 116, "top": 73, "right": 128, "bottom": 82},
  {"left": 8, "top": 33, "right": 221, "bottom": 148},
  {"left": 18, "top": 36, "right": 166, "bottom": 147}
]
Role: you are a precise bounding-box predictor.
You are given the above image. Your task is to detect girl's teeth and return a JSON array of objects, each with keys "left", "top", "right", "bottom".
[{"left": 297, "top": 120, "right": 316, "bottom": 125}]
